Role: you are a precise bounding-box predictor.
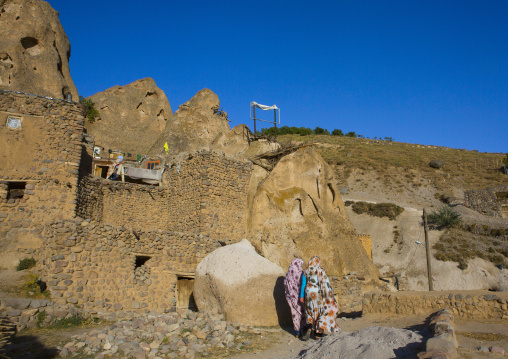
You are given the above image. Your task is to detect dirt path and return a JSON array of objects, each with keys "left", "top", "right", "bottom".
[
  {"left": 1, "top": 312, "right": 506, "bottom": 359},
  {"left": 230, "top": 313, "right": 429, "bottom": 359},
  {"left": 230, "top": 313, "right": 508, "bottom": 359}
]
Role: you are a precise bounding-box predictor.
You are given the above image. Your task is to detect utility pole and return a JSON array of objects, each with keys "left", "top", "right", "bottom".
[
  {"left": 274, "top": 109, "right": 277, "bottom": 138},
  {"left": 253, "top": 106, "right": 256, "bottom": 136},
  {"left": 423, "top": 209, "right": 433, "bottom": 291}
]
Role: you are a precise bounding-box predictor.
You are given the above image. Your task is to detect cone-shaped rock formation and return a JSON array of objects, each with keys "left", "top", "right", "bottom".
[{"left": 0, "top": 0, "right": 78, "bottom": 99}]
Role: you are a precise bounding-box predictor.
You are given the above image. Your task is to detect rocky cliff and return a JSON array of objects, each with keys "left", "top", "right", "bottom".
[
  {"left": 0, "top": 0, "right": 78, "bottom": 99},
  {"left": 85, "top": 78, "right": 172, "bottom": 155},
  {"left": 149, "top": 89, "right": 231, "bottom": 155},
  {"left": 247, "top": 146, "right": 380, "bottom": 281}
]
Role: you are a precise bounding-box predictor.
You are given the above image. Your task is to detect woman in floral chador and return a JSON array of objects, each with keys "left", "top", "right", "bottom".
[
  {"left": 284, "top": 258, "right": 306, "bottom": 337},
  {"left": 303, "top": 256, "right": 339, "bottom": 339}
]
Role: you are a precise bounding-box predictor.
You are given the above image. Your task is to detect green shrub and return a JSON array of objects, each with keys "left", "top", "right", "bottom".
[
  {"left": 49, "top": 314, "right": 93, "bottom": 329},
  {"left": 79, "top": 96, "right": 100, "bottom": 123},
  {"left": 426, "top": 206, "right": 461, "bottom": 228},
  {"left": 37, "top": 310, "right": 47, "bottom": 328},
  {"left": 351, "top": 201, "right": 404, "bottom": 220},
  {"left": 16, "top": 257, "right": 36, "bottom": 271},
  {"left": 332, "top": 129, "right": 343, "bottom": 136}
]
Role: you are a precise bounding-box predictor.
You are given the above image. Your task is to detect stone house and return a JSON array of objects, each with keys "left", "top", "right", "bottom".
[
  {"left": 0, "top": 90, "right": 85, "bottom": 265},
  {"left": 464, "top": 185, "right": 508, "bottom": 218},
  {"left": 38, "top": 149, "right": 253, "bottom": 315},
  {"left": 1, "top": 89, "right": 371, "bottom": 317}
]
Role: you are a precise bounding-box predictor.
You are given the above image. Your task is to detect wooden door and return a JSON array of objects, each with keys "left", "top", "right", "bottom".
[{"left": 177, "top": 277, "right": 196, "bottom": 309}]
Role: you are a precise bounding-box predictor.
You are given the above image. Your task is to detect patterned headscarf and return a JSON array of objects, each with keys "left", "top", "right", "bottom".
[
  {"left": 304, "top": 256, "right": 340, "bottom": 334},
  {"left": 284, "top": 258, "right": 305, "bottom": 332}
]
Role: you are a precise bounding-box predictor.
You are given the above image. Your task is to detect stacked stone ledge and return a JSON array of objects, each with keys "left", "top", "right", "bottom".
[
  {"left": 362, "top": 291, "right": 508, "bottom": 319},
  {"left": 418, "top": 309, "right": 458, "bottom": 359},
  {"left": 58, "top": 309, "right": 257, "bottom": 359},
  {"left": 0, "top": 297, "right": 82, "bottom": 331},
  {"left": 331, "top": 274, "right": 364, "bottom": 313}
]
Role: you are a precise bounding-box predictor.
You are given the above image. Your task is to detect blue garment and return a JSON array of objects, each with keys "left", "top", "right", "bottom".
[{"left": 300, "top": 274, "right": 307, "bottom": 298}]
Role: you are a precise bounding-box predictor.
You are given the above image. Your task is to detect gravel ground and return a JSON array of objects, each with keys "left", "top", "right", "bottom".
[{"left": 296, "top": 326, "right": 424, "bottom": 359}]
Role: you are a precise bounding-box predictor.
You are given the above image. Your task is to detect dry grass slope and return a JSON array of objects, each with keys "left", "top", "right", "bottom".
[{"left": 277, "top": 134, "right": 508, "bottom": 195}]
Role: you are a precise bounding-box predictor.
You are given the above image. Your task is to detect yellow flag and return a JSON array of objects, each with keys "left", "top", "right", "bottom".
[{"left": 164, "top": 142, "right": 169, "bottom": 154}]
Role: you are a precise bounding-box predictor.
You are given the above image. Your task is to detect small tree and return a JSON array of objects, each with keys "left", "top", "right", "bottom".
[
  {"left": 332, "top": 129, "right": 343, "bottom": 136},
  {"left": 314, "top": 127, "right": 326, "bottom": 134},
  {"left": 427, "top": 206, "right": 462, "bottom": 229},
  {"left": 79, "top": 96, "right": 100, "bottom": 123},
  {"left": 345, "top": 131, "right": 357, "bottom": 138},
  {"left": 299, "top": 127, "right": 312, "bottom": 136}
]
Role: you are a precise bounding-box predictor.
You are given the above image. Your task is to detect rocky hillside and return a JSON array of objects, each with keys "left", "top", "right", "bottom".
[
  {"left": 0, "top": 0, "right": 78, "bottom": 100},
  {"left": 275, "top": 134, "right": 508, "bottom": 291},
  {"left": 278, "top": 134, "right": 507, "bottom": 209}
]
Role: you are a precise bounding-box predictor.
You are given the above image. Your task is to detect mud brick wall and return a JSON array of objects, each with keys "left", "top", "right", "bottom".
[
  {"left": 330, "top": 275, "right": 363, "bottom": 313},
  {"left": 0, "top": 91, "right": 85, "bottom": 258},
  {"left": 362, "top": 291, "right": 508, "bottom": 319},
  {"left": 37, "top": 219, "right": 221, "bottom": 315},
  {"left": 464, "top": 185, "right": 508, "bottom": 218},
  {"left": 76, "top": 150, "right": 252, "bottom": 242}
]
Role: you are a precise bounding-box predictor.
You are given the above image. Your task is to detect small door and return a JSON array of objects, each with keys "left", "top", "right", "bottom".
[
  {"left": 94, "top": 165, "right": 109, "bottom": 178},
  {"left": 177, "top": 277, "right": 196, "bottom": 309},
  {"left": 501, "top": 205, "right": 508, "bottom": 219}
]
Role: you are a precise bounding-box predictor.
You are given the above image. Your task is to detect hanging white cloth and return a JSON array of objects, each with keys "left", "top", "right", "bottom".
[{"left": 250, "top": 101, "right": 279, "bottom": 111}]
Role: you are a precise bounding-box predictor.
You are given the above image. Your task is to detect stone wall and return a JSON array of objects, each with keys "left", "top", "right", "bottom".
[
  {"left": 464, "top": 185, "right": 508, "bottom": 218},
  {"left": 76, "top": 150, "right": 252, "bottom": 242},
  {"left": 0, "top": 90, "right": 85, "bottom": 266},
  {"left": 330, "top": 275, "right": 363, "bottom": 313},
  {"left": 363, "top": 291, "right": 508, "bottom": 319},
  {"left": 37, "top": 219, "right": 223, "bottom": 315},
  {"left": 0, "top": 297, "right": 83, "bottom": 331}
]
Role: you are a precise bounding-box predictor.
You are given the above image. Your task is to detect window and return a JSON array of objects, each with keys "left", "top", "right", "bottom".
[
  {"left": 135, "top": 255, "right": 151, "bottom": 268},
  {"left": 6, "top": 117, "right": 22, "bottom": 129},
  {"left": 145, "top": 161, "right": 161, "bottom": 170},
  {"left": 7, "top": 182, "right": 26, "bottom": 199},
  {"left": 134, "top": 255, "right": 152, "bottom": 284},
  {"left": 495, "top": 192, "right": 508, "bottom": 200}
]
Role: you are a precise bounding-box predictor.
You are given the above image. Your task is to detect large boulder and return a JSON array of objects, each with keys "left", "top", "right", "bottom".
[
  {"left": 248, "top": 146, "right": 380, "bottom": 281},
  {"left": 85, "top": 78, "right": 172, "bottom": 155},
  {"left": 210, "top": 124, "right": 251, "bottom": 157},
  {"left": 194, "top": 239, "right": 291, "bottom": 326},
  {"left": 0, "top": 0, "right": 78, "bottom": 99},
  {"left": 149, "top": 88, "right": 230, "bottom": 155}
]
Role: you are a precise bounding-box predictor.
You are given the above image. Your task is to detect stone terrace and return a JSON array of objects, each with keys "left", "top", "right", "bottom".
[
  {"left": 77, "top": 150, "right": 252, "bottom": 242},
  {"left": 363, "top": 290, "right": 508, "bottom": 319}
]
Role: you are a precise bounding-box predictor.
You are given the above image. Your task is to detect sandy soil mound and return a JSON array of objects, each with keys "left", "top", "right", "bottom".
[{"left": 297, "top": 326, "right": 423, "bottom": 359}]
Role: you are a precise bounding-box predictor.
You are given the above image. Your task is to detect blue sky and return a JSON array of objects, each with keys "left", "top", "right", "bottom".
[{"left": 48, "top": 0, "right": 507, "bottom": 153}]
